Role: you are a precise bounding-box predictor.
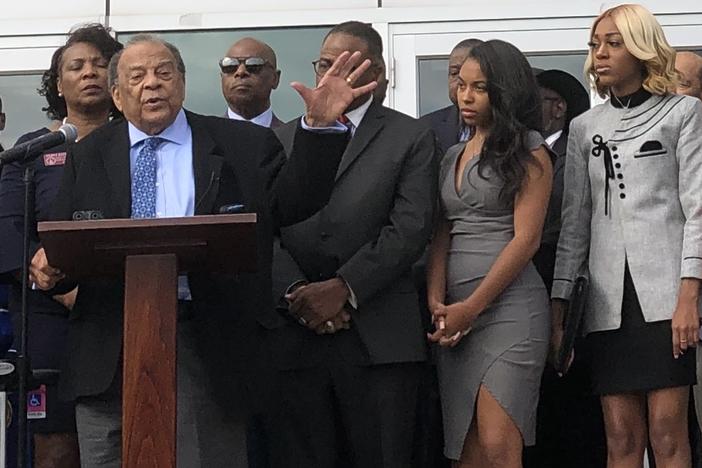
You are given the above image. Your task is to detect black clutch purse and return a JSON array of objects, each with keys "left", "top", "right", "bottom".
[{"left": 555, "top": 275, "right": 588, "bottom": 375}]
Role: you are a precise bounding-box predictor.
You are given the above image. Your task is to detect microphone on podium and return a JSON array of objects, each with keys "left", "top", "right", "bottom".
[{"left": 0, "top": 123, "right": 78, "bottom": 166}]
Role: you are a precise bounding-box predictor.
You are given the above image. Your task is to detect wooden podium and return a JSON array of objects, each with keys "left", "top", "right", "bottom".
[{"left": 37, "top": 214, "right": 257, "bottom": 468}]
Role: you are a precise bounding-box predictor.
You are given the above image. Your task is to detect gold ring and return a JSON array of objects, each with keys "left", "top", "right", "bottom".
[{"left": 346, "top": 77, "right": 353, "bottom": 84}]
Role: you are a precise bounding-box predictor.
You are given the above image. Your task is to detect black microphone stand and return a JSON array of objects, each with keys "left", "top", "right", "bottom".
[
  {"left": 17, "top": 161, "right": 34, "bottom": 468},
  {"left": 1, "top": 145, "right": 40, "bottom": 468}
]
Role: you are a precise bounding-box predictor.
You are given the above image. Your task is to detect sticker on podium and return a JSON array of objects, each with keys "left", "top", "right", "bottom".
[{"left": 27, "top": 385, "right": 47, "bottom": 419}]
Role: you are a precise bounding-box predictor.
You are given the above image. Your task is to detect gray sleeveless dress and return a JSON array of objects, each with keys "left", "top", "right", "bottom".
[{"left": 436, "top": 131, "right": 550, "bottom": 460}]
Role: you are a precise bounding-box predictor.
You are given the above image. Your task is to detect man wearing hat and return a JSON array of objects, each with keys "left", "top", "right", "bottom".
[
  {"left": 523, "top": 69, "right": 608, "bottom": 468},
  {"left": 532, "top": 69, "right": 591, "bottom": 292}
]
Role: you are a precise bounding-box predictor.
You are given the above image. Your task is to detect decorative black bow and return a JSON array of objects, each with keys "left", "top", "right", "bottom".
[{"left": 591, "top": 134, "right": 615, "bottom": 216}]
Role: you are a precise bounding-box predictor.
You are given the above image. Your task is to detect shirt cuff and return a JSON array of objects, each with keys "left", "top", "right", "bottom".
[
  {"left": 337, "top": 275, "right": 358, "bottom": 309},
  {"left": 300, "top": 116, "right": 348, "bottom": 134},
  {"left": 551, "top": 279, "right": 574, "bottom": 301},
  {"left": 681, "top": 257, "right": 702, "bottom": 280},
  {"left": 285, "top": 279, "right": 309, "bottom": 296}
]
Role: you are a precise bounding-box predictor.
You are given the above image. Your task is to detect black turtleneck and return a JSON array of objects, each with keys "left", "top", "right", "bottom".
[{"left": 609, "top": 87, "right": 652, "bottom": 108}]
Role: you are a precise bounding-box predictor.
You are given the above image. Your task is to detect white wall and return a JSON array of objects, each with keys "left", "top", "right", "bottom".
[
  {"left": 2, "top": 0, "right": 701, "bottom": 36},
  {"left": 111, "top": 0, "right": 376, "bottom": 15}
]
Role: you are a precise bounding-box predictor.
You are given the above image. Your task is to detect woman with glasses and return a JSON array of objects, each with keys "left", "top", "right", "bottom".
[
  {"left": 551, "top": 4, "right": 702, "bottom": 467},
  {"left": 0, "top": 23, "right": 121, "bottom": 468},
  {"left": 426, "top": 39, "right": 552, "bottom": 467}
]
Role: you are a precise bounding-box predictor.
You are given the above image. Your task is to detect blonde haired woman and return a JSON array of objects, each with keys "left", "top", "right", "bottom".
[{"left": 551, "top": 3, "right": 702, "bottom": 467}]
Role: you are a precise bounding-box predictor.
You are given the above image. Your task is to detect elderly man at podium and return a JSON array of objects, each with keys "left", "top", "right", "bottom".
[{"left": 29, "top": 34, "right": 375, "bottom": 468}]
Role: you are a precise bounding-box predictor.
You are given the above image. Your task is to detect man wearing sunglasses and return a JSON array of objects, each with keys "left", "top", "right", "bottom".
[{"left": 220, "top": 37, "right": 284, "bottom": 129}]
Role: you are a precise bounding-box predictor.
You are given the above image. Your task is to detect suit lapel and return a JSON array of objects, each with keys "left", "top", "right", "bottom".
[
  {"left": 270, "top": 114, "right": 284, "bottom": 129},
  {"left": 100, "top": 120, "right": 132, "bottom": 218},
  {"left": 336, "top": 102, "right": 385, "bottom": 181},
  {"left": 187, "top": 112, "right": 224, "bottom": 215}
]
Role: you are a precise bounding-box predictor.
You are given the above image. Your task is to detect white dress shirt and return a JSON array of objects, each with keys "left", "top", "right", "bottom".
[
  {"left": 545, "top": 129, "right": 563, "bottom": 148},
  {"left": 226, "top": 106, "right": 274, "bottom": 128},
  {"left": 128, "top": 109, "right": 195, "bottom": 218}
]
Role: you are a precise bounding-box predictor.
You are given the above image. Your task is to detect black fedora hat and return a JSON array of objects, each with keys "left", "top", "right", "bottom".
[{"left": 536, "top": 69, "right": 590, "bottom": 123}]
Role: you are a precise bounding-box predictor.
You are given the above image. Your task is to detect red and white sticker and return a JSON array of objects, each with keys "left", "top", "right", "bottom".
[{"left": 43, "top": 152, "right": 66, "bottom": 166}]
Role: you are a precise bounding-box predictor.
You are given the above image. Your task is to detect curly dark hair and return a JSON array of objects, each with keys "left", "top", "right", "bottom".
[
  {"left": 39, "top": 23, "right": 123, "bottom": 120},
  {"left": 468, "top": 40, "right": 543, "bottom": 203}
]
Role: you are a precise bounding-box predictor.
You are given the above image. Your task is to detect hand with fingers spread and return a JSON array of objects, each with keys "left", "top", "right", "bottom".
[
  {"left": 291, "top": 50, "right": 378, "bottom": 127},
  {"left": 29, "top": 247, "right": 65, "bottom": 291}
]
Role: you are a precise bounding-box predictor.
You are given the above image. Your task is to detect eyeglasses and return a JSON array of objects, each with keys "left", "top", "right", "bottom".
[
  {"left": 219, "top": 56, "right": 272, "bottom": 75},
  {"left": 312, "top": 57, "right": 377, "bottom": 77},
  {"left": 312, "top": 58, "right": 369, "bottom": 77},
  {"left": 312, "top": 59, "right": 333, "bottom": 77}
]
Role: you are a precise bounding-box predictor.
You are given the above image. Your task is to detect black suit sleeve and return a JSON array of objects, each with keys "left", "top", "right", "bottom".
[
  {"left": 337, "top": 126, "right": 439, "bottom": 305},
  {"left": 263, "top": 121, "right": 347, "bottom": 228}
]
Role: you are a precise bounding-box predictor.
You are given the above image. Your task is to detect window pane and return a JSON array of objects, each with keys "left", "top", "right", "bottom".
[
  {"left": 119, "top": 27, "right": 331, "bottom": 123},
  {"left": 418, "top": 53, "right": 588, "bottom": 117},
  {"left": 418, "top": 58, "right": 450, "bottom": 117},
  {"left": 0, "top": 74, "right": 51, "bottom": 149}
]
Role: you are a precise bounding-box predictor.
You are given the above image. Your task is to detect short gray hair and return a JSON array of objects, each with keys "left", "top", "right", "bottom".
[{"left": 108, "top": 34, "right": 186, "bottom": 88}]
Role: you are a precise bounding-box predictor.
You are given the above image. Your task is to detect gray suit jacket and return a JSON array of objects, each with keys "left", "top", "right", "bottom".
[
  {"left": 552, "top": 94, "right": 702, "bottom": 333},
  {"left": 272, "top": 101, "right": 439, "bottom": 366}
]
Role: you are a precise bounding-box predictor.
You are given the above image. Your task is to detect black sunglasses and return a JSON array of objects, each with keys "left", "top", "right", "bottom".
[{"left": 219, "top": 56, "right": 272, "bottom": 74}]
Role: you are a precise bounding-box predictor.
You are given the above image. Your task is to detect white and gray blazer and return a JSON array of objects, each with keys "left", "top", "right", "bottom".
[{"left": 552, "top": 93, "right": 702, "bottom": 334}]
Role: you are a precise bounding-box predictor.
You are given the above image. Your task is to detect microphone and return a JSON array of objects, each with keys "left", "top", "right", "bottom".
[{"left": 0, "top": 123, "right": 78, "bottom": 167}]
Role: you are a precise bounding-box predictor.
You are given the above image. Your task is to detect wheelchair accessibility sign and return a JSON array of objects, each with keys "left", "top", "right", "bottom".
[{"left": 27, "top": 385, "right": 46, "bottom": 419}]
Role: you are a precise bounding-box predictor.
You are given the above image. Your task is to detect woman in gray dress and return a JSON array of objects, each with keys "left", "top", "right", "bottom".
[{"left": 426, "top": 39, "right": 553, "bottom": 467}]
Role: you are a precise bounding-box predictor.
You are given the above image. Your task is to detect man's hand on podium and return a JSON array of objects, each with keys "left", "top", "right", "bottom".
[{"left": 29, "top": 247, "right": 65, "bottom": 290}]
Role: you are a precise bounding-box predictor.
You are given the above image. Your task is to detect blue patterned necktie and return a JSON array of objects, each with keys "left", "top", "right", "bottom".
[{"left": 131, "top": 137, "right": 162, "bottom": 218}]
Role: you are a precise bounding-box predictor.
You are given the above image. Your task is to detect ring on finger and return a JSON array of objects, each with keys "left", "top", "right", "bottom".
[
  {"left": 298, "top": 316, "right": 307, "bottom": 326},
  {"left": 325, "top": 320, "right": 335, "bottom": 333},
  {"left": 346, "top": 76, "right": 353, "bottom": 84}
]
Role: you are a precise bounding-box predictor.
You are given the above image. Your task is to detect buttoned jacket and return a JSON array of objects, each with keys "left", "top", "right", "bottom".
[{"left": 552, "top": 94, "right": 702, "bottom": 333}]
